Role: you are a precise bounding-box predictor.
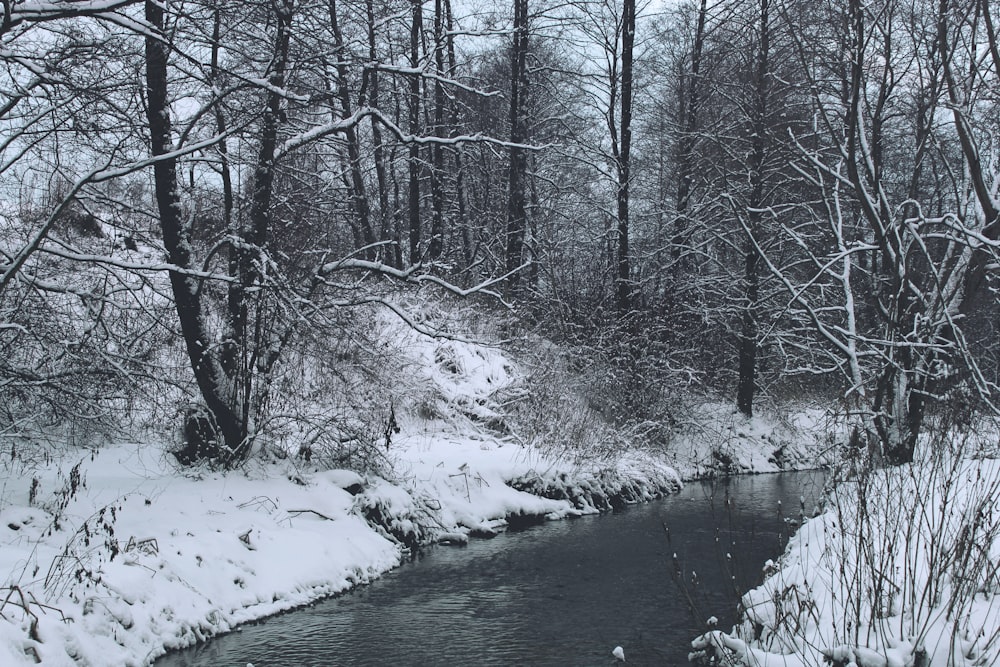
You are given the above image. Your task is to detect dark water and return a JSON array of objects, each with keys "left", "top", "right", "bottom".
[{"left": 156, "top": 471, "right": 824, "bottom": 667}]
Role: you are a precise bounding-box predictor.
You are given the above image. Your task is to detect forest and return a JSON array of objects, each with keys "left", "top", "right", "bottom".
[
  {"left": 2, "top": 0, "right": 1000, "bottom": 665},
  {"left": 1, "top": 0, "right": 998, "bottom": 467}
]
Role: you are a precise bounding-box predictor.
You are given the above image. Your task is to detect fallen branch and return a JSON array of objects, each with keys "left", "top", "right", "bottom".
[{"left": 285, "top": 508, "right": 337, "bottom": 521}]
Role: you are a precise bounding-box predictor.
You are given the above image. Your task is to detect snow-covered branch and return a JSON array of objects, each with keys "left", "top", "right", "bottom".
[
  {"left": 276, "top": 107, "right": 548, "bottom": 160},
  {"left": 366, "top": 63, "right": 502, "bottom": 97},
  {"left": 317, "top": 257, "right": 529, "bottom": 309},
  {"left": 2, "top": 0, "right": 150, "bottom": 36}
]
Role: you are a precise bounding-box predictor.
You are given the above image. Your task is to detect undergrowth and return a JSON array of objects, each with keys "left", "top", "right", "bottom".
[{"left": 688, "top": 412, "right": 1000, "bottom": 667}]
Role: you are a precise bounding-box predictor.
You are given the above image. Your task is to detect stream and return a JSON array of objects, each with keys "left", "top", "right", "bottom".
[{"left": 156, "top": 470, "right": 825, "bottom": 666}]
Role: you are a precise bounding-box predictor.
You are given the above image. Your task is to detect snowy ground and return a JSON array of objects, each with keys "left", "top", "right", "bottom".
[
  {"left": 691, "top": 446, "right": 1000, "bottom": 667},
  {"left": 0, "top": 315, "right": 834, "bottom": 666}
]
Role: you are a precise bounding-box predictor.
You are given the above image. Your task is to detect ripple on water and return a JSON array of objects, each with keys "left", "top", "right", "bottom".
[{"left": 156, "top": 471, "right": 825, "bottom": 667}]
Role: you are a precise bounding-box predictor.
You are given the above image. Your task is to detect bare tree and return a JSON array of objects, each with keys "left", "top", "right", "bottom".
[
  {"left": 505, "top": 0, "right": 530, "bottom": 296},
  {"left": 614, "top": 0, "right": 636, "bottom": 315},
  {"left": 408, "top": 0, "right": 424, "bottom": 264},
  {"left": 0, "top": 1, "right": 175, "bottom": 440},
  {"left": 734, "top": 0, "right": 773, "bottom": 418},
  {"left": 327, "top": 0, "right": 376, "bottom": 260},
  {"left": 738, "top": 0, "right": 1000, "bottom": 463}
]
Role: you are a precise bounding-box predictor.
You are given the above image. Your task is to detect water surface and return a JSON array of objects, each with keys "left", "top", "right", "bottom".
[{"left": 157, "top": 471, "right": 824, "bottom": 666}]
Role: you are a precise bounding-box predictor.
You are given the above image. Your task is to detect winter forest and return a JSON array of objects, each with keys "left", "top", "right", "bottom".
[{"left": 2, "top": 0, "right": 1000, "bottom": 665}]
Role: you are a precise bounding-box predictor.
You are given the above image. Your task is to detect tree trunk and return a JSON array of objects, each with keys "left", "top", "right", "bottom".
[
  {"left": 943, "top": 0, "right": 1000, "bottom": 315},
  {"left": 330, "top": 0, "right": 376, "bottom": 259},
  {"left": 615, "top": 0, "right": 635, "bottom": 316},
  {"left": 444, "top": 0, "right": 472, "bottom": 271},
  {"left": 408, "top": 0, "right": 423, "bottom": 265},
  {"left": 844, "top": 0, "right": 920, "bottom": 464},
  {"left": 673, "top": 0, "right": 707, "bottom": 265},
  {"left": 736, "top": 245, "right": 760, "bottom": 417},
  {"left": 365, "top": 0, "right": 395, "bottom": 266},
  {"left": 505, "top": 0, "right": 529, "bottom": 296},
  {"left": 736, "top": 0, "right": 770, "bottom": 418},
  {"left": 224, "top": 0, "right": 294, "bottom": 463},
  {"left": 144, "top": 0, "right": 244, "bottom": 457},
  {"left": 213, "top": 2, "right": 239, "bottom": 382},
  {"left": 427, "top": 0, "right": 447, "bottom": 262}
]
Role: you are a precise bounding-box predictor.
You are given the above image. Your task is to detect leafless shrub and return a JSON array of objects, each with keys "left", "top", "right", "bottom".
[
  {"left": 702, "top": 415, "right": 1000, "bottom": 667},
  {"left": 43, "top": 502, "right": 124, "bottom": 603},
  {"left": 505, "top": 325, "right": 696, "bottom": 465}
]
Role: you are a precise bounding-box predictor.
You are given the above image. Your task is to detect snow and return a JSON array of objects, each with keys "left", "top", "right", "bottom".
[
  {"left": 0, "top": 308, "right": 834, "bottom": 666},
  {"left": 0, "top": 447, "right": 400, "bottom": 665},
  {"left": 692, "top": 448, "right": 1000, "bottom": 667}
]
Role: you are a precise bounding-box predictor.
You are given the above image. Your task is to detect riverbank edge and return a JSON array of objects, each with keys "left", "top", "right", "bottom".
[
  {"left": 130, "top": 456, "right": 681, "bottom": 666},
  {"left": 0, "top": 408, "right": 835, "bottom": 667},
  {"left": 148, "top": 454, "right": 828, "bottom": 666},
  {"left": 153, "top": 455, "right": 690, "bottom": 661}
]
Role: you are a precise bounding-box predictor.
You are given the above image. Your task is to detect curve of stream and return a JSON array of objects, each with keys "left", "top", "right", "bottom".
[{"left": 156, "top": 471, "right": 824, "bottom": 666}]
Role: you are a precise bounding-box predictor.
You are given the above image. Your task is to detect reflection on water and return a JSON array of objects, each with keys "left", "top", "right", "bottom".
[{"left": 156, "top": 471, "right": 825, "bottom": 666}]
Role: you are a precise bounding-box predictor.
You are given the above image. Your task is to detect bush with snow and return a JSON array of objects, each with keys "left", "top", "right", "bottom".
[{"left": 692, "top": 424, "right": 1000, "bottom": 667}]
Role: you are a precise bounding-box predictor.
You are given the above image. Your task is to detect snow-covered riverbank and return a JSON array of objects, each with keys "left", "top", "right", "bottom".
[
  {"left": 691, "top": 447, "right": 1000, "bottom": 667},
  {"left": 0, "top": 322, "right": 832, "bottom": 666},
  {"left": 0, "top": 427, "right": 819, "bottom": 666}
]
